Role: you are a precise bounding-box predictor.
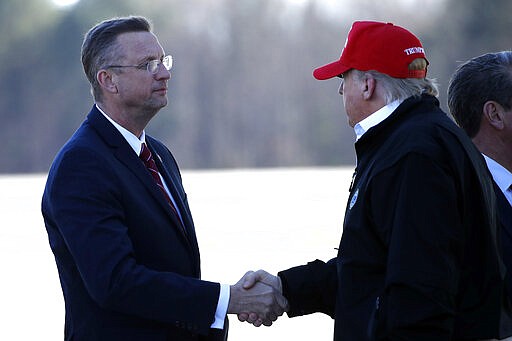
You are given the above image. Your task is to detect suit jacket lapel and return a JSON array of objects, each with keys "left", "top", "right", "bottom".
[
  {"left": 148, "top": 141, "right": 201, "bottom": 273},
  {"left": 87, "top": 107, "right": 191, "bottom": 246},
  {"left": 150, "top": 144, "right": 198, "bottom": 243},
  {"left": 115, "top": 145, "right": 181, "bottom": 222}
]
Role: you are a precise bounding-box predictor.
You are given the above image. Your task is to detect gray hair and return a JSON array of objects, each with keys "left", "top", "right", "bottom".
[
  {"left": 81, "top": 16, "right": 152, "bottom": 102},
  {"left": 448, "top": 51, "right": 512, "bottom": 138},
  {"left": 352, "top": 69, "right": 439, "bottom": 104}
]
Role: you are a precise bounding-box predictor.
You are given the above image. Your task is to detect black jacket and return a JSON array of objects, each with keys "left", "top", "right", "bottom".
[{"left": 279, "top": 95, "right": 512, "bottom": 340}]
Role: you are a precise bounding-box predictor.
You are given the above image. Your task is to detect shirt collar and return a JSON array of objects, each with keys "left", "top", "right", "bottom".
[
  {"left": 483, "top": 154, "right": 512, "bottom": 194},
  {"left": 354, "top": 99, "right": 402, "bottom": 141},
  {"left": 96, "top": 104, "right": 146, "bottom": 156}
]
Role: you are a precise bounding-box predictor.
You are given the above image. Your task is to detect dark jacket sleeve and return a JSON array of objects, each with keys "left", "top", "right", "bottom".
[{"left": 278, "top": 258, "right": 337, "bottom": 318}]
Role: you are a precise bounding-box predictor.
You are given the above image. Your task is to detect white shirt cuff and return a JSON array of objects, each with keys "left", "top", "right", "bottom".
[{"left": 210, "top": 283, "right": 230, "bottom": 329}]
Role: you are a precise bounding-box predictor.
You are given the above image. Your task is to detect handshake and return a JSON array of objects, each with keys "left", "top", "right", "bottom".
[{"left": 228, "top": 270, "right": 289, "bottom": 327}]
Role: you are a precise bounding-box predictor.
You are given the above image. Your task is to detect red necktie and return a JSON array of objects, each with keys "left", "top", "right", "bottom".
[{"left": 139, "top": 143, "right": 185, "bottom": 232}]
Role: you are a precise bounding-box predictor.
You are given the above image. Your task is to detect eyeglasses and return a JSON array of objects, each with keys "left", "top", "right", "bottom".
[{"left": 106, "top": 55, "right": 173, "bottom": 74}]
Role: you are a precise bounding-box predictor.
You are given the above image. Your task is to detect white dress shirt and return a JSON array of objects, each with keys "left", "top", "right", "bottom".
[
  {"left": 96, "top": 104, "right": 229, "bottom": 329},
  {"left": 483, "top": 154, "right": 512, "bottom": 206},
  {"left": 354, "top": 100, "right": 402, "bottom": 141}
]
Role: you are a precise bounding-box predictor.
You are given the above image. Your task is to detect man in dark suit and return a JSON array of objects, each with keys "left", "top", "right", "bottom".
[
  {"left": 448, "top": 50, "right": 512, "bottom": 296},
  {"left": 41, "top": 16, "right": 287, "bottom": 341}
]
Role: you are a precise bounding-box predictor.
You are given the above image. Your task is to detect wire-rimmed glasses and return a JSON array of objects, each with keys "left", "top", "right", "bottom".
[{"left": 106, "top": 55, "right": 173, "bottom": 74}]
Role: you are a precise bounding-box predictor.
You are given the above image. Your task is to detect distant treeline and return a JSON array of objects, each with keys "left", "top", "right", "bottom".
[{"left": 0, "top": 0, "right": 510, "bottom": 173}]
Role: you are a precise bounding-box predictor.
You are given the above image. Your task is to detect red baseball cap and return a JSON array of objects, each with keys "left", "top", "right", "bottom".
[{"left": 313, "top": 21, "right": 429, "bottom": 80}]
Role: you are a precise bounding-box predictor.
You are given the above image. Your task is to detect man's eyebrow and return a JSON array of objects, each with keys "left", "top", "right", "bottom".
[
  {"left": 135, "top": 56, "right": 152, "bottom": 65},
  {"left": 136, "top": 54, "right": 161, "bottom": 64}
]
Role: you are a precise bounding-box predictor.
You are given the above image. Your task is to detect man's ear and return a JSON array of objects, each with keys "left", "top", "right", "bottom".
[
  {"left": 97, "top": 69, "right": 118, "bottom": 94},
  {"left": 362, "top": 75, "right": 376, "bottom": 101},
  {"left": 483, "top": 100, "right": 505, "bottom": 130}
]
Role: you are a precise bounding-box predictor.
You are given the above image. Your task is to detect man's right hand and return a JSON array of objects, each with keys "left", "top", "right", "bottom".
[{"left": 227, "top": 270, "right": 288, "bottom": 327}]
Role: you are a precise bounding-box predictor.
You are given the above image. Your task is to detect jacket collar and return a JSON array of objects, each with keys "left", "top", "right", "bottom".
[{"left": 354, "top": 94, "right": 440, "bottom": 155}]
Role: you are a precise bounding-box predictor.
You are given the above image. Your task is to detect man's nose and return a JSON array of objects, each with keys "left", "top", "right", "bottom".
[{"left": 154, "top": 64, "right": 171, "bottom": 80}]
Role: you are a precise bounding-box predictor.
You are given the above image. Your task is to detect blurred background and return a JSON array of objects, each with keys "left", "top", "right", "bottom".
[{"left": 1, "top": 0, "right": 511, "bottom": 174}]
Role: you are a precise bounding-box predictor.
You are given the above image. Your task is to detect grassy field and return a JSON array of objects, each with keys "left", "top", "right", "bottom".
[{"left": 0, "top": 167, "right": 353, "bottom": 340}]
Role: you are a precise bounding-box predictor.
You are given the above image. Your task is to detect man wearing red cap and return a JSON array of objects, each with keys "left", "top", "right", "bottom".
[{"left": 240, "top": 21, "right": 512, "bottom": 340}]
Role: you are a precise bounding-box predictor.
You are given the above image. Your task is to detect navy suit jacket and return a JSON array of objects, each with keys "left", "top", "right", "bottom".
[
  {"left": 496, "top": 182, "right": 512, "bottom": 297},
  {"left": 42, "top": 106, "right": 226, "bottom": 341}
]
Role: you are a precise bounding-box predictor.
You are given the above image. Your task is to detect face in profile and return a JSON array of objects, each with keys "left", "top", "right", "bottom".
[{"left": 110, "top": 31, "right": 171, "bottom": 115}]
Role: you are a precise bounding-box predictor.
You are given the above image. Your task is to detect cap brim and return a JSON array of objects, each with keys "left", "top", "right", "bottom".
[{"left": 313, "top": 60, "right": 350, "bottom": 80}]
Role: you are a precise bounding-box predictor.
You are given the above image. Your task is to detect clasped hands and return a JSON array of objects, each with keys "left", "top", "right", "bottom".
[{"left": 228, "top": 270, "right": 288, "bottom": 327}]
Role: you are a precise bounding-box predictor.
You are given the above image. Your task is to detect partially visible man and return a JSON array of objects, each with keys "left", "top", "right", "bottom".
[
  {"left": 42, "top": 16, "right": 286, "bottom": 341},
  {"left": 448, "top": 51, "right": 512, "bottom": 297},
  {"left": 241, "top": 21, "right": 512, "bottom": 340}
]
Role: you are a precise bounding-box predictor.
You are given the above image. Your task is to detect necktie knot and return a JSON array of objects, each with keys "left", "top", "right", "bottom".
[
  {"left": 140, "top": 143, "right": 161, "bottom": 179},
  {"left": 139, "top": 142, "right": 152, "bottom": 164},
  {"left": 139, "top": 142, "right": 187, "bottom": 236}
]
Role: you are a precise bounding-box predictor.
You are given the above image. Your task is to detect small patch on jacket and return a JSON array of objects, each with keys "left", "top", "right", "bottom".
[{"left": 349, "top": 188, "right": 359, "bottom": 210}]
